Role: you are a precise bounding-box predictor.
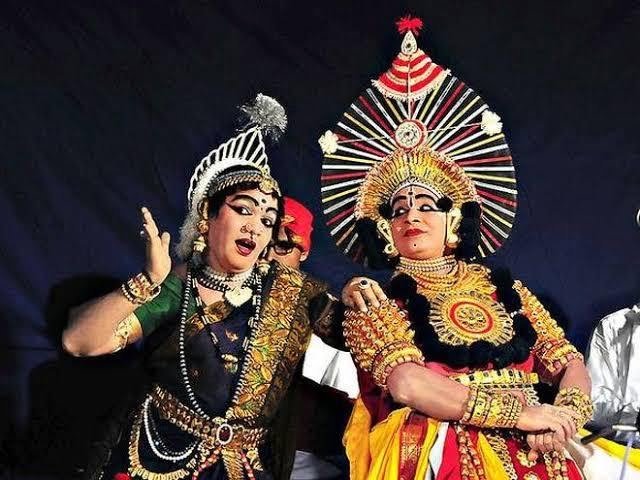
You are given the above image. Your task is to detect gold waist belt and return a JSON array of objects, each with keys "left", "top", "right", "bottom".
[
  {"left": 128, "top": 385, "right": 266, "bottom": 480},
  {"left": 149, "top": 385, "right": 266, "bottom": 448},
  {"left": 451, "top": 368, "right": 539, "bottom": 388}
]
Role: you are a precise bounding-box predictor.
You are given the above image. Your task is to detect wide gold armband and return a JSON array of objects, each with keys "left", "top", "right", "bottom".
[
  {"left": 513, "top": 280, "right": 565, "bottom": 341},
  {"left": 113, "top": 313, "right": 138, "bottom": 352},
  {"left": 121, "top": 272, "right": 161, "bottom": 305},
  {"left": 513, "top": 280, "right": 583, "bottom": 374},
  {"left": 554, "top": 387, "right": 594, "bottom": 429},
  {"left": 460, "top": 387, "right": 523, "bottom": 429},
  {"left": 343, "top": 300, "right": 424, "bottom": 389},
  {"left": 535, "top": 338, "right": 584, "bottom": 374}
]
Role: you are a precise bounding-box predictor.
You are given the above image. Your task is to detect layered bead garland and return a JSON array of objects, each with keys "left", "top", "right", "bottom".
[
  {"left": 140, "top": 264, "right": 262, "bottom": 465},
  {"left": 195, "top": 265, "right": 253, "bottom": 293},
  {"left": 178, "top": 264, "right": 262, "bottom": 420}
]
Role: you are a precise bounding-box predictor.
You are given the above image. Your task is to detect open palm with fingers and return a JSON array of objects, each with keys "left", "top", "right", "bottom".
[{"left": 141, "top": 207, "right": 172, "bottom": 284}]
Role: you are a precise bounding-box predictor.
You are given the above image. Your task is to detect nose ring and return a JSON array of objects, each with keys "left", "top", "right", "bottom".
[{"left": 241, "top": 224, "right": 255, "bottom": 237}]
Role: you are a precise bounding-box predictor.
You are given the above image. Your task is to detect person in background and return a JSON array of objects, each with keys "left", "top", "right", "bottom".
[
  {"left": 268, "top": 196, "right": 357, "bottom": 480},
  {"left": 586, "top": 303, "right": 640, "bottom": 443}
]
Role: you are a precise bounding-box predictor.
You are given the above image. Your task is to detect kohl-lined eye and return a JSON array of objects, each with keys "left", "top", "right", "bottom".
[
  {"left": 262, "top": 217, "right": 276, "bottom": 228},
  {"left": 418, "top": 204, "right": 440, "bottom": 213},
  {"left": 391, "top": 207, "right": 408, "bottom": 218},
  {"left": 227, "top": 203, "right": 253, "bottom": 216}
]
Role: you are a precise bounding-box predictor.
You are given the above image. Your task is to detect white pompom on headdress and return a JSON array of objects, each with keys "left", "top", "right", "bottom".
[{"left": 176, "top": 94, "right": 287, "bottom": 260}]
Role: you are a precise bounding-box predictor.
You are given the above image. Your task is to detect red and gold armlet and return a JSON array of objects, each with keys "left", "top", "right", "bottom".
[
  {"left": 343, "top": 300, "right": 424, "bottom": 388},
  {"left": 513, "top": 280, "right": 583, "bottom": 374}
]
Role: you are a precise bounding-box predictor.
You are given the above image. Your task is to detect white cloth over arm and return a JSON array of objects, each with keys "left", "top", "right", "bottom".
[{"left": 302, "top": 334, "right": 359, "bottom": 399}]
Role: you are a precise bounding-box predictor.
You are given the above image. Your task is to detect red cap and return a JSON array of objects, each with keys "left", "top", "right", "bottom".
[{"left": 282, "top": 196, "right": 314, "bottom": 253}]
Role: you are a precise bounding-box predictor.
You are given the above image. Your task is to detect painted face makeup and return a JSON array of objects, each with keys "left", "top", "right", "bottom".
[
  {"left": 389, "top": 184, "right": 448, "bottom": 260},
  {"left": 206, "top": 188, "right": 279, "bottom": 273}
]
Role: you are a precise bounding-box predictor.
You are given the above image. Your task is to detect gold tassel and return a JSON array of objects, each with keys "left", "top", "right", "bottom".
[{"left": 221, "top": 448, "right": 245, "bottom": 480}]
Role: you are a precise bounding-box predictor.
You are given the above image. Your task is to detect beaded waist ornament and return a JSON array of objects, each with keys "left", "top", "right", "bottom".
[{"left": 128, "top": 385, "right": 266, "bottom": 480}]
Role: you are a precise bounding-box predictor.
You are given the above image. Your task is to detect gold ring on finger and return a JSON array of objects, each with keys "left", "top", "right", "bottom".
[{"left": 358, "top": 279, "right": 371, "bottom": 290}]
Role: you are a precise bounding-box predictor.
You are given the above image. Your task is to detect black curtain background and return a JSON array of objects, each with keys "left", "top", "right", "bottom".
[{"left": 1, "top": 1, "right": 639, "bottom": 477}]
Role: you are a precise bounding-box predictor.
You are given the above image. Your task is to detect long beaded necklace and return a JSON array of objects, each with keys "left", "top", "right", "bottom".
[
  {"left": 142, "top": 396, "right": 197, "bottom": 461},
  {"left": 177, "top": 264, "right": 263, "bottom": 420},
  {"left": 192, "top": 269, "right": 260, "bottom": 374}
]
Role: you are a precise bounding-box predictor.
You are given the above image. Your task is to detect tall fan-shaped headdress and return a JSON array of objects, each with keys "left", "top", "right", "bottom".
[
  {"left": 177, "top": 93, "right": 287, "bottom": 260},
  {"left": 319, "top": 16, "right": 516, "bottom": 263}
]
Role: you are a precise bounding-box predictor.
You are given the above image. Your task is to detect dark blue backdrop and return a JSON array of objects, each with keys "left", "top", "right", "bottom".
[{"left": 1, "top": 1, "right": 639, "bottom": 477}]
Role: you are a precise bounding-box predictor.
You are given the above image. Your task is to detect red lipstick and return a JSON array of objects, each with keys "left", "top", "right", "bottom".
[
  {"left": 404, "top": 228, "right": 425, "bottom": 237},
  {"left": 235, "top": 238, "right": 256, "bottom": 256}
]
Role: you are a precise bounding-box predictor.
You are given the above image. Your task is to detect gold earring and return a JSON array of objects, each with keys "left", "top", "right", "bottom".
[
  {"left": 193, "top": 223, "right": 208, "bottom": 253},
  {"left": 445, "top": 207, "right": 462, "bottom": 248},
  {"left": 193, "top": 199, "right": 210, "bottom": 253},
  {"left": 376, "top": 218, "right": 399, "bottom": 257}
]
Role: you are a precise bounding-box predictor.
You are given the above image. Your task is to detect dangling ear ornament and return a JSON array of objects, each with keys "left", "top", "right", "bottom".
[
  {"left": 193, "top": 200, "right": 210, "bottom": 254},
  {"left": 376, "top": 218, "right": 399, "bottom": 257},
  {"left": 445, "top": 207, "right": 462, "bottom": 248}
]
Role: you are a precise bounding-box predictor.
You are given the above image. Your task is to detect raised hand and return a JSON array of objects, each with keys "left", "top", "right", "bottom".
[{"left": 140, "top": 207, "right": 172, "bottom": 284}]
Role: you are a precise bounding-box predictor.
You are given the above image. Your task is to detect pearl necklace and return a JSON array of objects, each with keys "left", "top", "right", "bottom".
[
  {"left": 397, "top": 255, "right": 457, "bottom": 275},
  {"left": 195, "top": 265, "right": 253, "bottom": 292},
  {"left": 195, "top": 265, "right": 256, "bottom": 307}
]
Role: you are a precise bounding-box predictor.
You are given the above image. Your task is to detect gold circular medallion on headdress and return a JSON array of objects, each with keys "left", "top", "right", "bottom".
[
  {"left": 429, "top": 290, "right": 514, "bottom": 346},
  {"left": 259, "top": 176, "right": 279, "bottom": 195}
]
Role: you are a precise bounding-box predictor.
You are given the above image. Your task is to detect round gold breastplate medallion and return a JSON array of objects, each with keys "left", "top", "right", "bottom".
[{"left": 429, "top": 290, "right": 514, "bottom": 346}]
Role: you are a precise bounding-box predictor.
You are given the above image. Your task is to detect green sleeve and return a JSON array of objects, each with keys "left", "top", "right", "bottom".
[{"left": 133, "top": 273, "right": 184, "bottom": 336}]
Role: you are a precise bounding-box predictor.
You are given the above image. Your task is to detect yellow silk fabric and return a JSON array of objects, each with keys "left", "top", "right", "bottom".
[
  {"left": 343, "top": 398, "right": 510, "bottom": 480},
  {"left": 579, "top": 428, "right": 640, "bottom": 470}
]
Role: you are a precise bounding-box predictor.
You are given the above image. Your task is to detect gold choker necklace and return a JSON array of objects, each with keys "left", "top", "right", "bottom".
[{"left": 396, "top": 259, "right": 494, "bottom": 298}]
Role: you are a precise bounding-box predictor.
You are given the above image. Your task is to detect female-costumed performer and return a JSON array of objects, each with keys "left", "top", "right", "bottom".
[
  {"left": 321, "top": 17, "right": 593, "bottom": 480},
  {"left": 64, "top": 95, "right": 343, "bottom": 480}
]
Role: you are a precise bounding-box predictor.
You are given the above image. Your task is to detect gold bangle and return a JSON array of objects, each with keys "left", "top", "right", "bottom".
[
  {"left": 121, "top": 272, "right": 161, "bottom": 305},
  {"left": 460, "top": 388, "right": 523, "bottom": 429},
  {"left": 460, "top": 387, "right": 480, "bottom": 423},
  {"left": 554, "top": 387, "right": 593, "bottom": 429},
  {"left": 343, "top": 300, "right": 424, "bottom": 389},
  {"left": 372, "top": 343, "right": 424, "bottom": 388}
]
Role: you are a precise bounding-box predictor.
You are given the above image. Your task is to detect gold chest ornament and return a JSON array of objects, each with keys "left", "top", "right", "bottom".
[{"left": 396, "top": 259, "right": 515, "bottom": 347}]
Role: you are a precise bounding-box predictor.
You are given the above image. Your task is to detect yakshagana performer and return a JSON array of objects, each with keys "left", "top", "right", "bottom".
[
  {"left": 318, "top": 16, "right": 594, "bottom": 480},
  {"left": 63, "top": 95, "right": 344, "bottom": 480}
]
